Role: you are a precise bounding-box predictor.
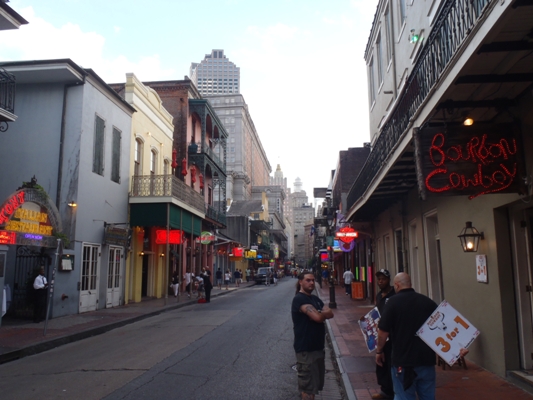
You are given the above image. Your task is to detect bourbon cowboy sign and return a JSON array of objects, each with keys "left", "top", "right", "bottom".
[{"left": 414, "top": 124, "right": 526, "bottom": 200}]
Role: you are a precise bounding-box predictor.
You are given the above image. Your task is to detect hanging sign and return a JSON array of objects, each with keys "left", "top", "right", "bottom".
[
  {"left": 414, "top": 124, "right": 525, "bottom": 200},
  {"left": 417, "top": 300, "right": 480, "bottom": 366},
  {"left": 336, "top": 227, "right": 358, "bottom": 243},
  {"left": 200, "top": 231, "right": 215, "bottom": 244},
  {"left": 476, "top": 254, "right": 487, "bottom": 283},
  {"left": 155, "top": 229, "right": 183, "bottom": 244}
]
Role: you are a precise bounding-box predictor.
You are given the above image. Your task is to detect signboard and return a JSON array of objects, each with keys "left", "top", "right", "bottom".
[
  {"left": 336, "top": 227, "right": 358, "bottom": 243},
  {"left": 358, "top": 307, "right": 381, "bottom": 352},
  {"left": 352, "top": 281, "right": 364, "bottom": 299},
  {"left": 414, "top": 124, "right": 525, "bottom": 200},
  {"left": 155, "top": 229, "right": 183, "bottom": 244},
  {"left": 476, "top": 254, "right": 488, "bottom": 283},
  {"left": 104, "top": 226, "right": 130, "bottom": 247},
  {"left": 417, "top": 300, "right": 480, "bottom": 366},
  {"left": 0, "top": 230, "right": 16, "bottom": 245},
  {"left": 200, "top": 231, "right": 215, "bottom": 244}
]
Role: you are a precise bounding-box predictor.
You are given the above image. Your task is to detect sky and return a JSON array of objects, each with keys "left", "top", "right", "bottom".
[{"left": 2, "top": 0, "right": 377, "bottom": 202}]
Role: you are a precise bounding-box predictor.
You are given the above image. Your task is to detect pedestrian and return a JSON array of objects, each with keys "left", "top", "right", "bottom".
[
  {"left": 273, "top": 270, "right": 278, "bottom": 285},
  {"left": 234, "top": 269, "right": 241, "bottom": 287},
  {"left": 321, "top": 268, "right": 329, "bottom": 286},
  {"left": 183, "top": 269, "right": 194, "bottom": 298},
  {"left": 246, "top": 268, "right": 251, "bottom": 282},
  {"left": 343, "top": 268, "right": 355, "bottom": 296},
  {"left": 171, "top": 271, "right": 180, "bottom": 298},
  {"left": 216, "top": 268, "right": 223, "bottom": 289},
  {"left": 201, "top": 267, "right": 213, "bottom": 303},
  {"left": 372, "top": 269, "right": 395, "bottom": 399},
  {"left": 195, "top": 274, "right": 204, "bottom": 299},
  {"left": 224, "top": 270, "right": 231, "bottom": 290},
  {"left": 292, "top": 272, "right": 334, "bottom": 400},
  {"left": 375, "top": 272, "right": 468, "bottom": 399},
  {"left": 266, "top": 269, "right": 271, "bottom": 286},
  {"left": 33, "top": 266, "right": 48, "bottom": 323}
]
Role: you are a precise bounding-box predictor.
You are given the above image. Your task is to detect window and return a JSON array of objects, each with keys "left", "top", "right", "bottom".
[
  {"left": 164, "top": 159, "right": 170, "bottom": 176},
  {"left": 111, "top": 127, "right": 121, "bottom": 183},
  {"left": 424, "top": 211, "right": 444, "bottom": 302},
  {"left": 93, "top": 115, "right": 105, "bottom": 175},
  {"left": 134, "top": 139, "right": 143, "bottom": 176},
  {"left": 376, "top": 34, "right": 383, "bottom": 85},
  {"left": 398, "top": 0, "right": 406, "bottom": 26},
  {"left": 385, "top": 9, "right": 393, "bottom": 64},
  {"left": 368, "top": 58, "right": 376, "bottom": 105},
  {"left": 150, "top": 149, "right": 157, "bottom": 175}
]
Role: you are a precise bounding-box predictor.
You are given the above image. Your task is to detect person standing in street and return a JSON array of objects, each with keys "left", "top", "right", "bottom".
[
  {"left": 216, "top": 268, "right": 223, "bottom": 289},
  {"left": 292, "top": 272, "right": 334, "bottom": 400},
  {"left": 246, "top": 268, "right": 251, "bottom": 282},
  {"left": 171, "top": 271, "right": 180, "bottom": 298},
  {"left": 372, "top": 269, "right": 395, "bottom": 399},
  {"left": 234, "top": 269, "right": 241, "bottom": 287},
  {"left": 375, "top": 272, "right": 439, "bottom": 399},
  {"left": 33, "top": 266, "right": 48, "bottom": 323},
  {"left": 224, "top": 270, "right": 231, "bottom": 290},
  {"left": 342, "top": 268, "right": 355, "bottom": 296},
  {"left": 201, "top": 267, "right": 213, "bottom": 303},
  {"left": 183, "top": 269, "right": 194, "bottom": 298}
]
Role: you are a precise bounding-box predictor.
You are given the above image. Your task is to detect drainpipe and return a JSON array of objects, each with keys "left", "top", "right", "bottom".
[{"left": 56, "top": 79, "right": 85, "bottom": 209}]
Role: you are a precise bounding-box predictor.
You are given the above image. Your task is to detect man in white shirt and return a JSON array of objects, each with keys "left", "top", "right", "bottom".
[
  {"left": 33, "top": 266, "right": 48, "bottom": 323},
  {"left": 343, "top": 269, "right": 355, "bottom": 297}
]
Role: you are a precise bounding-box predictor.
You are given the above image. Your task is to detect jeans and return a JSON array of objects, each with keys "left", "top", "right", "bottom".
[{"left": 390, "top": 365, "right": 435, "bottom": 400}]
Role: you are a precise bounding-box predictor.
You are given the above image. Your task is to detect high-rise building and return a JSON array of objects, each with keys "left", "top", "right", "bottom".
[{"left": 189, "top": 49, "right": 240, "bottom": 96}]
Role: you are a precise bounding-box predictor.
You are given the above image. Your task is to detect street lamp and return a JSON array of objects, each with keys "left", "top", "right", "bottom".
[{"left": 326, "top": 208, "right": 336, "bottom": 309}]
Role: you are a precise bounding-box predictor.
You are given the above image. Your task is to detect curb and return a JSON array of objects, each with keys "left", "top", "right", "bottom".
[
  {"left": 0, "top": 284, "right": 251, "bottom": 365},
  {"left": 316, "top": 286, "right": 358, "bottom": 400}
]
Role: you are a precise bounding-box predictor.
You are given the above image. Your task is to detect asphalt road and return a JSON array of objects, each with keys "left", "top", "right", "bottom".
[{"left": 0, "top": 278, "right": 307, "bottom": 400}]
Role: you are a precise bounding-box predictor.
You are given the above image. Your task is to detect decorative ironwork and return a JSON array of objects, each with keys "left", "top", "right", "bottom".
[
  {"left": 130, "top": 174, "right": 206, "bottom": 215},
  {"left": 0, "top": 68, "right": 16, "bottom": 115},
  {"left": 347, "top": 0, "right": 494, "bottom": 207},
  {"left": 0, "top": 121, "right": 8, "bottom": 132},
  {"left": 206, "top": 204, "right": 227, "bottom": 226}
]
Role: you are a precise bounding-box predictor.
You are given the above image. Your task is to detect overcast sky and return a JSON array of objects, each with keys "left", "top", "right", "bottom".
[{"left": 2, "top": 0, "right": 377, "bottom": 203}]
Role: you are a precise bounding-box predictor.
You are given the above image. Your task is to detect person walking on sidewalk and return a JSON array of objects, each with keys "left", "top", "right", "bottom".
[
  {"left": 183, "top": 270, "right": 194, "bottom": 298},
  {"left": 216, "top": 268, "right": 223, "bottom": 289},
  {"left": 375, "top": 272, "right": 445, "bottom": 400},
  {"left": 32, "top": 266, "right": 48, "bottom": 323},
  {"left": 224, "top": 270, "right": 231, "bottom": 290},
  {"left": 234, "top": 269, "right": 241, "bottom": 287},
  {"left": 292, "top": 272, "right": 334, "bottom": 400},
  {"left": 171, "top": 271, "right": 180, "bottom": 298},
  {"left": 372, "top": 269, "right": 395, "bottom": 399},
  {"left": 201, "top": 267, "right": 213, "bottom": 303},
  {"left": 343, "top": 268, "right": 355, "bottom": 296}
]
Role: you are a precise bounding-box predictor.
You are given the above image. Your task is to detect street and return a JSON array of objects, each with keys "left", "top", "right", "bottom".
[{"left": 0, "top": 278, "right": 341, "bottom": 400}]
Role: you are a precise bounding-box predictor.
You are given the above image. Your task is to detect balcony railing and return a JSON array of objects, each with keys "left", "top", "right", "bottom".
[
  {"left": 130, "top": 174, "right": 206, "bottom": 215},
  {"left": 0, "top": 68, "right": 15, "bottom": 115},
  {"left": 347, "top": 0, "right": 493, "bottom": 207},
  {"left": 188, "top": 142, "right": 226, "bottom": 174},
  {"left": 206, "top": 204, "right": 227, "bottom": 226}
]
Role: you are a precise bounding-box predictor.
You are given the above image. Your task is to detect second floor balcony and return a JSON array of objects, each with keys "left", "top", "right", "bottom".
[{"left": 0, "top": 68, "right": 16, "bottom": 131}]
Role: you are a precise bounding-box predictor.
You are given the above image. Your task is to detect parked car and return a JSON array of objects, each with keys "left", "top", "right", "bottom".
[{"left": 254, "top": 267, "right": 274, "bottom": 284}]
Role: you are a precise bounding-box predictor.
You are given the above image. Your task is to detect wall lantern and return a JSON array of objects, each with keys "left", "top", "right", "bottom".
[
  {"left": 68, "top": 201, "right": 77, "bottom": 207},
  {"left": 409, "top": 29, "right": 420, "bottom": 44},
  {"left": 458, "top": 221, "right": 484, "bottom": 252},
  {"left": 139, "top": 251, "right": 145, "bottom": 256}
]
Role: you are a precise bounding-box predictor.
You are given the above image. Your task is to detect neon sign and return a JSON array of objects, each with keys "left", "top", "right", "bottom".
[
  {"left": 416, "top": 124, "right": 525, "bottom": 199},
  {"left": 0, "top": 230, "right": 16, "bottom": 244},
  {"left": 155, "top": 229, "right": 183, "bottom": 244},
  {"left": 0, "top": 192, "right": 25, "bottom": 224},
  {"left": 335, "top": 227, "right": 357, "bottom": 243}
]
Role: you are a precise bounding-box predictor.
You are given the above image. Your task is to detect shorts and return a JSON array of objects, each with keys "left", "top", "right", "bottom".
[
  {"left": 217, "top": 279, "right": 222, "bottom": 285},
  {"left": 295, "top": 350, "right": 325, "bottom": 395},
  {"left": 224, "top": 279, "right": 230, "bottom": 284}
]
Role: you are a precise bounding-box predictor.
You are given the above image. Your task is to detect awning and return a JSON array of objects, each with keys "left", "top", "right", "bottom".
[{"left": 130, "top": 203, "right": 202, "bottom": 235}]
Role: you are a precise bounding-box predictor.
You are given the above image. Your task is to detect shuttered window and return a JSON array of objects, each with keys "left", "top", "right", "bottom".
[
  {"left": 93, "top": 115, "right": 105, "bottom": 175},
  {"left": 111, "top": 127, "right": 121, "bottom": 183}
]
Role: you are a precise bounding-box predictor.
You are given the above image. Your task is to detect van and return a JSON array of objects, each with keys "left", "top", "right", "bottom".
[{"left": 254, "top": 267, "right": 274, "bottom": 284}]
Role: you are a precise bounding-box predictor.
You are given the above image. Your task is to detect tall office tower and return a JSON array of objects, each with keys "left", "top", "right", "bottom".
[
  {"left": 189, "top": 49, "right": 240, "bottom": 96},
  {"left": 294, "top": 177, "right": 303, "bottom": 193}
]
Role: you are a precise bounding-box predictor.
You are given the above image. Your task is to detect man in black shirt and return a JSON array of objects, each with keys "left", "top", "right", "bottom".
[
  {"left": 375, "top": 273, "right": 437, "bottom": 400},
  {"left": 372, "top": 269, "right": 395, "bottom": 399},
  {"left": 292, "top": 272, "right": 334, "bottom": 400}
]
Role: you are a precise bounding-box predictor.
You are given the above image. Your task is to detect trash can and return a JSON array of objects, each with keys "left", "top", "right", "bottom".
[{"left": 352, "top": 282, "right": 364, "bottom": 300}]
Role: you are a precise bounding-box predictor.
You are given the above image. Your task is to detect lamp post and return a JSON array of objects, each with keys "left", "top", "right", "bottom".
[{"left": 327, "top": 209, "right": 336, "bottom": 309}]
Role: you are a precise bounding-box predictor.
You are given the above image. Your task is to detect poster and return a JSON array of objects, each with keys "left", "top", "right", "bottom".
[
  {"left": 358, "top": 307, "right": 381, "bottom": 352},
  {"left": 417, "top": 300, "right": 480, "bottom": 366}
]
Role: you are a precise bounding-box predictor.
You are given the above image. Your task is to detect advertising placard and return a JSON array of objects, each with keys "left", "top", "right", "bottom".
[
  {"left": 358, "top": 307, "right": 381, "bottom": 352},
  {"left": 417, "top": 300, "right": 480, "bottom": 366}
]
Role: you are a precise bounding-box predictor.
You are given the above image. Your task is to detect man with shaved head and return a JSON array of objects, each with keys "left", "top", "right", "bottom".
[{"left": 374, "top": 272, "right": 438, "bottom": 400}]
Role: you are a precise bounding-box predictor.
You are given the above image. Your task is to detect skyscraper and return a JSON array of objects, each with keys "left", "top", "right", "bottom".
[{"left": 189, "top": 49, "right": 240, "bottom": 96}]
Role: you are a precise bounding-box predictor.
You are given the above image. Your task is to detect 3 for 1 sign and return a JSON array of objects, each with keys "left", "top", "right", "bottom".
[{"left": 417, "top": 300, "right": 480, "bottom": 366}]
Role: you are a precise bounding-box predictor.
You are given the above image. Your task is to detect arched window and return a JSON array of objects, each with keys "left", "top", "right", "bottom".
[
  {"left": 150, "top": 149, "right": 157, "bottom": 175},
  {"left": 134, "top": 138, "right": 143, "bottom": 176}
]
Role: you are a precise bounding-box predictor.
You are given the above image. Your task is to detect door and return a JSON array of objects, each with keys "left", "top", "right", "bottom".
[
  {"left": 80, "top": 243, "right": 100, "bottom": 313},
  {"left": 106, "top": 246, "right": 123, "bottom": 308},
  {"left": 424, "top": 211, "right": 444, "bottom": 303},
  {"left": 510, "top": 206, "right": 533, "bottom": 369}
]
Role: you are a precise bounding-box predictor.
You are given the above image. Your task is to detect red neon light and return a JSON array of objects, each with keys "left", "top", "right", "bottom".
[
  {"left": 425, "top": 132, "right": 518, "bottom": 199},
  {"left": 0, "top": 230, "right": 16, "bottom": 244},
  {"left": 233, "top": 247, "right": 243, "bottom": 257},
  {"left": 0, "top": 191, "right": 25, "bottom": 224},
  {"left": 336, "top": 227, "right": 357, "bottom": 243},
  {"left": 155, "top": 229, "right": 183, "bottom": 244}
]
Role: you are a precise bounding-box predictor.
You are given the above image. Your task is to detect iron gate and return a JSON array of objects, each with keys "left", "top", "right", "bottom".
[{"left": 7, "top": 246, "right": 50, "bottom": 319}]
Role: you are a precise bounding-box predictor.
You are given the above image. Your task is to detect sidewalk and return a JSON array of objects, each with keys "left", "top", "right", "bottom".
[
  {"left": 316, "top": 282, "right": 533, "bottom": 400},
  {"left": 0, "top": 281, "right": 255, "bottom": 364}
]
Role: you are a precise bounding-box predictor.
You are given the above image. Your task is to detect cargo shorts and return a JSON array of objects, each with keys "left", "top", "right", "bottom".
[{"left": 296, "top": 350, "right": 325, "bottom": 395}]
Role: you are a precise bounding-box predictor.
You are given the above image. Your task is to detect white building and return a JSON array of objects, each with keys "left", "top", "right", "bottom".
[{"left": 189, "top": 49, "right": 240, "bottom": 96}]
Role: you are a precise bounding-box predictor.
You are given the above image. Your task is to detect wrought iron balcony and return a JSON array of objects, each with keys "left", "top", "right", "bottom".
[
  {"left": 130, "top": 174, "right": 206, "bottom": 215},
  {"left": 188, "top": 141, "right": 226, "bottom": 174},
  {"left": 206, "top": 204, "right": 227, "bottom": 227},
  {"left": 347, "top": 0, "right": 493, "bottom": 207},
  {"left": 0, "top": 68, "right": 16, "bottom": 132}
]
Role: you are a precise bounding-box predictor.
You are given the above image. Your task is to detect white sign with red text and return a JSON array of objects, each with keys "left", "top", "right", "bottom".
[{"left": 416, "top": 300, "right": 480, "bottom": 366}]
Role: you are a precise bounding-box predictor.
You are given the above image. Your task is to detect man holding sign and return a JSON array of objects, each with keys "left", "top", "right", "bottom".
[{"left": 375, "top": 273, "right": 438, "bottom": 399}]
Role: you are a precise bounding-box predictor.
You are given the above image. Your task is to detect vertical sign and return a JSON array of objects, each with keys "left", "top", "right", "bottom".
[{"left": 476, "top": 254, "right": 487, "bottom": 283}]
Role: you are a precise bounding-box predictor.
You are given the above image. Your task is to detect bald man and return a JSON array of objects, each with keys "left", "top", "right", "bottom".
[{"left": 375, "top": 273, "right": 437, "bottom": 400}]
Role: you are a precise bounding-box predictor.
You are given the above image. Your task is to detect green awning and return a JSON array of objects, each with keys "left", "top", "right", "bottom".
[{"left": 130, "top": 203, "right": 201, "bottom": 235}]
